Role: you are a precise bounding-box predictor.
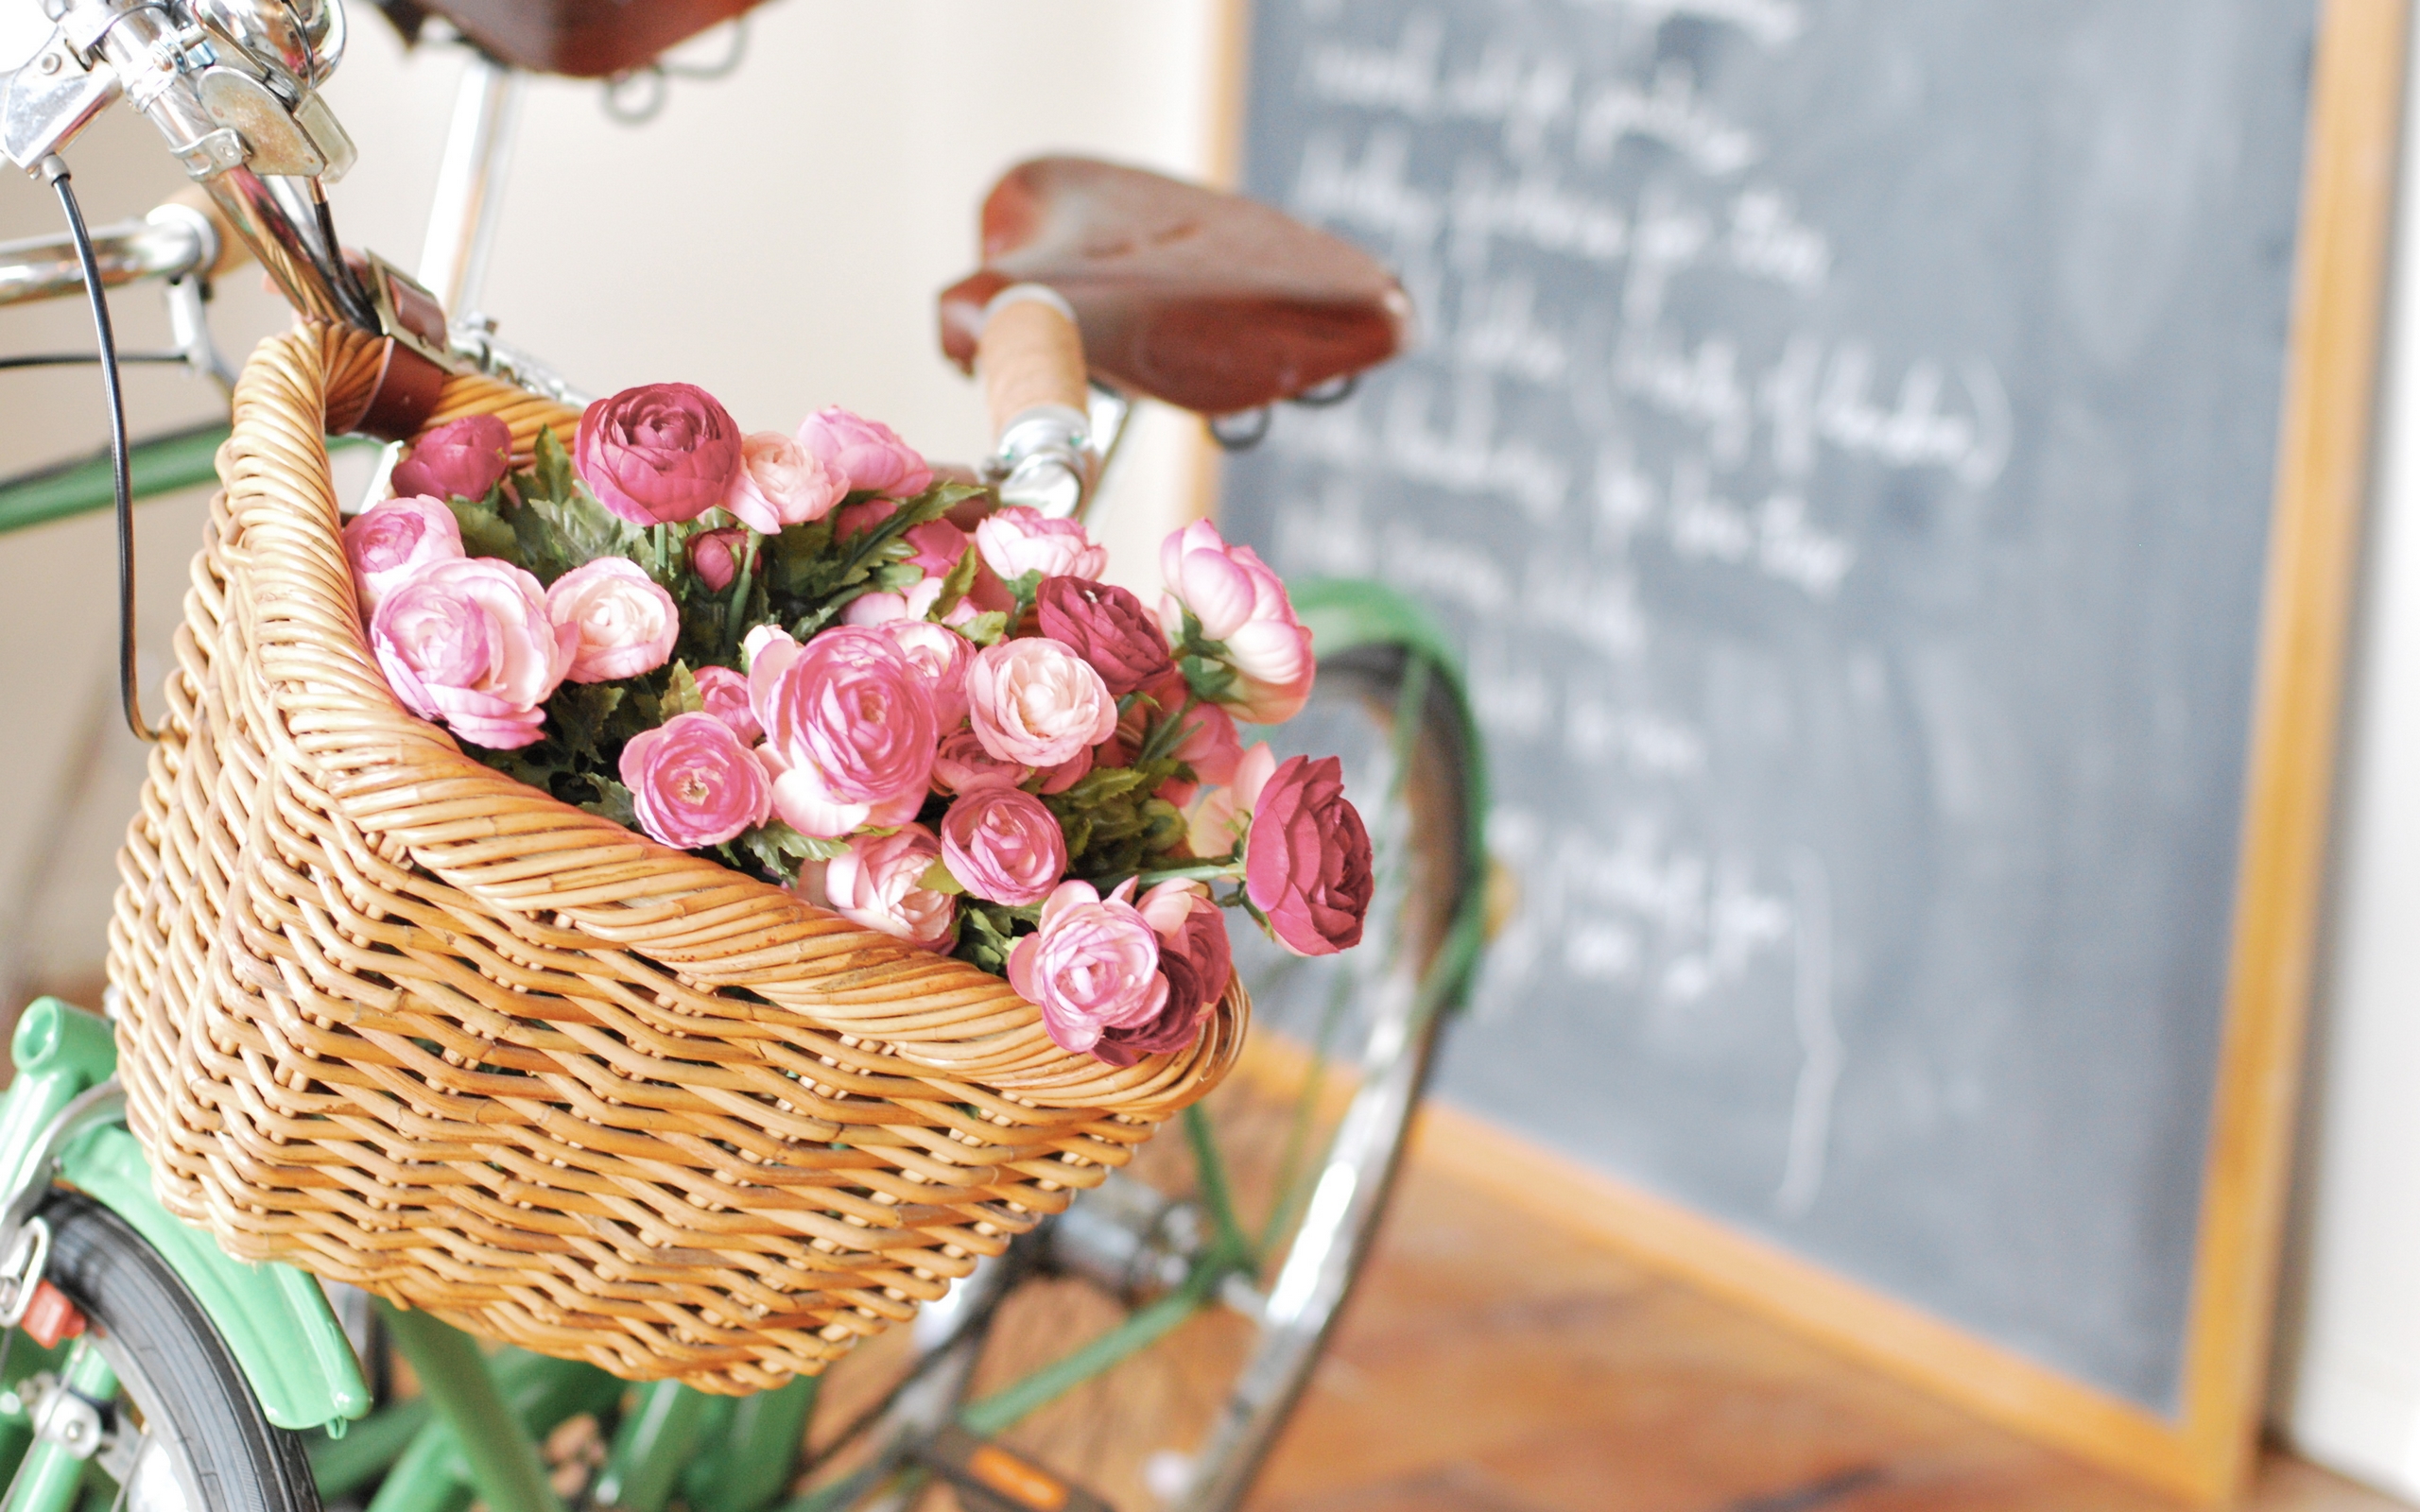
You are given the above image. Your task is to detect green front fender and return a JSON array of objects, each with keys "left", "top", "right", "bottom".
[
  {"left": 6, "top": 999, "right": 371, "bottom": 1435},
  {"left": 55, "top": 1122, "right": 372, "bottom": 1434},
  {"left": 1291, "top": 576, "right": 1490, "bottom": 866}
]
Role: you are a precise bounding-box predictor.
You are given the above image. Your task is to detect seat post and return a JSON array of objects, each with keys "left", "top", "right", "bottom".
[{"left": 419, "top": 51, "right": 524, "bottom": 320}]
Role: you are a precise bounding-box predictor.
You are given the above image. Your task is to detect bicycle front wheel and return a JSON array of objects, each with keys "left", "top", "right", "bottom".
[
  {"left": 6, "top": 1194, "right": 321, "bottom": 1512},
  {"left": 807, "top": 635, "right": 1484, "bottom": 1512}
]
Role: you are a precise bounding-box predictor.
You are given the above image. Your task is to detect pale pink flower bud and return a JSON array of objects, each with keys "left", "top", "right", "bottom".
[
  {"left": 821, "top": 824, "right": 955, "bottom": 949},
  {"left": 545, "top": 557, "right": 680, "bottom": 683},
  {"left": 372, "top": 557, "right": 574, "bottom": 750},
  {"left": 931, "top": 727, "right": 1031, "bottom": 795},
  {"left": 619, "top": 712, "right": 772, "bottom": 849},
  {"left": 795, "top": 406, "right": 933, "bottom": 499},
  {"left": 724, "top": 429, "right": 845, "bottom": 533},
  {"left": 885, "top": 620, "right": 975, "bottom": 730},
  {"left": 976, "top": 507, "right": 1108, "bottom": 584},
  {"left": 1157, "top": 520, "right": 1317, "bottom": 723},
  {"left": 693, "top": 665, "right": 761, "bottom": 744},
  {"left": 1184, "top": 743, "right": 1274, "bottom": 858},
  {"left": 1008, "top": 879, "right": 1169, "bottom": 1056},
  {"left": 940, "top": 786, "right": 1066, "bottom": 907},
  {"left": 967, "top": 638, "right": 1116, "bottom": 768},
  {"left": 344, "top": 495, "right": 463, "bottom": 613}
]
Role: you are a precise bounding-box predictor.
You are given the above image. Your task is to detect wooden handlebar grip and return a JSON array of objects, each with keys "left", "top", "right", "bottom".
[
  {"left": 978, "top": 293, "right": 1089, "bottom": 442},
  {"left": 164, "top": 186, "right": 254, "bottom": 279}
]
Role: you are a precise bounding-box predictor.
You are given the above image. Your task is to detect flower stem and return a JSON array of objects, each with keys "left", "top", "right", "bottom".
[
  {"left": 1134, "top": 695, "right": 1202, "bottom": 767},
  {"left": 1129, "top": 860, "right": 1242, "bottom": 887},
  {"left": 725, "top": 531, "right": 761, "bottom": 645}
]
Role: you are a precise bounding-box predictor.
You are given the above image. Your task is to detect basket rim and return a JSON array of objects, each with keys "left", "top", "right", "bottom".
[{"left": 211, "top": 323, "right": 1242, "bottom": 1113}]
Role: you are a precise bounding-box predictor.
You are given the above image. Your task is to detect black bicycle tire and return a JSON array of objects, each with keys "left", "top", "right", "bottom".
[{"left": 40, "top": 1194, "right": 322, "bottom": 1512}]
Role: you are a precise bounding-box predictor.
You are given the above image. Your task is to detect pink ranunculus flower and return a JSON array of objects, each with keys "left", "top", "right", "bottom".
[
  {"left": 343, "top": 494, "right": 463, "bottom": 614},
  {"left": 931, "top": 727, "right": 1031, "bottom": 795},
  {"left": 796, "top": 406, "right": 932, "bottom": 500},
  {"left": 1036, "top": 576, "right": 1173, "bottom": 696},
  {"left": 1009, "top": 879, "right": 1168, "bottom": 1057},
  {"left": 689, "top": 526, "right": 748, "bottom": 593},
  {"left": 749, "top": 626, "right": 937, "bottom": 838},
  {"left": 821, "top": 824, "right": 955, "bottom": 949},
  {"left": 724, "top": 429, "right": 844, "bottom": 533},
  {"left": 975, "top": 507, "right": 1108, "bottom": 584},
  {"left": 545, "top": 557, "right": 680, "bottom": 683},
  {"left": 1247, "top": 754, "right": 1373, "bottom": 957},
  {"left": 372, "top": 557, "right": 574, "bottom": 750},
  {"left": 619, "top": 711, "right": 772, "bottom": 849},
  {"left": 1185, "top": 742, "right": 1275, "bottom": 859},
  {"left": 576, "top": 383, "right": 744, "bottom": 525},
  {"left": 1158, "top": 520, "right": 1317, "bottom": 723},
  {"left": 392, "top": 414, "right": 512, "bottom": 504},
  {"left": 1094, "top": 880, "right": 1232, "bottom": 1066},
  {"left": 940, "top": 785, "right": 1066, "bottom": 907},
  {"left": 885, "top": 620, "right": 975, "bottom": 730},
  {"left": 693, "top": 665, "right": 761, "bottom": 744},
  {"left": 967, "top": 638, "right": 1116, "bottom": 768}
]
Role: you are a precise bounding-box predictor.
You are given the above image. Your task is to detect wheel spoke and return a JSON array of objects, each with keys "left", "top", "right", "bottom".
[{"left": 1180, "top": 1108, "right": 1253, "bottom": 1270}]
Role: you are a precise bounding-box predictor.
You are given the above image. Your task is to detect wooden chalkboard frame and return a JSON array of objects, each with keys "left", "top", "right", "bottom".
[{"left": 1212, "top": 0, "right": 2407, "bottom": 1500}]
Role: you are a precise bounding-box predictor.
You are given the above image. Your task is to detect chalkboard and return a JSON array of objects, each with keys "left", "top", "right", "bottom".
[{"left": 1219, "top": 0, "right": 2399, "bottom": 1490}]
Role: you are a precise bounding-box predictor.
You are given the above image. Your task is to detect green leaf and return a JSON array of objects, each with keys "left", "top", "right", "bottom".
[
  {"left": 955, "top": 902, "right": 1018, "bottom": 975},
  {"left": 1179, "top": 654, "right": 1238, "bottom": 704},
  {"left": 444, "top": 494, "right": 519, "bottom": 560},
  {"left": 578, "top": 780, "right": 638, "bottom": 829},
  {"left": 919, "top": 858, "right": 967, "bottom": 895},
  {"left": 869, "top": 562, "right": 924, "bottom": 593},
  {"left": 661, "top": 661, "right": 705, "bottom": 719},
  {"left": 533, "top": 424, "right": 577, "bottom": 505},
  {"left": 1007, "top": 568, "right": 1045, "bottom": 618},
  {"left": 551, "top": 683, "right": 625, "bottom": 764},
  {"left": 957, "top": 611, "right": 1011, "bottom": 646},
  {"left": 930, "top": 533, "right": 982, "bottom": 618}
]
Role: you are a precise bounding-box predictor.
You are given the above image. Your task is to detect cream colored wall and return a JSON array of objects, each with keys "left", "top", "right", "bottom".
[{"left": 0, "top": 0, "right": 1224, "bottom": 1005}]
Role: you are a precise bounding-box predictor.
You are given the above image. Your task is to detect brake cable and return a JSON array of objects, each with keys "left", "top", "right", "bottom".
[{"left": 40, "top": 153, "right": 156, "bottom": 744}]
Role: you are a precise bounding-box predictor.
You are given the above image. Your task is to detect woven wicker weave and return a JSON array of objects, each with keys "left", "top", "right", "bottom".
[{"left": 103, "top": 324, "right": 1245, "bottom": 1391}]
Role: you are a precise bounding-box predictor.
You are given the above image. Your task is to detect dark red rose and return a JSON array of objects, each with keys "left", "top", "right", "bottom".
[
  {"left": 1245, "top": 755, "right": 1372, "bottom": 957},
  {"left": 1034, "top": 576, "right": 1175, "bottom": 696},
  {"left": 574, "top": 382, "right": 742, "bottom": 525},
  {"left": 392, "top": 414, "right": 511, "bottom": 503},
  {"left": 1096, "top": 883, "right": 1232, "bottom": 1067}
]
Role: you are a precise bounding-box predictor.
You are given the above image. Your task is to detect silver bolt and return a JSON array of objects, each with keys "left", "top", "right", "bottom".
[{"left": 36, "top": 50, "right": 59, "bottom": 74}]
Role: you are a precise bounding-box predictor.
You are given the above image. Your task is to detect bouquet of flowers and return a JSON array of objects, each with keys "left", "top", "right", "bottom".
[{"left": 342, "top": 382, "right": 1374, "bottom": 1067}]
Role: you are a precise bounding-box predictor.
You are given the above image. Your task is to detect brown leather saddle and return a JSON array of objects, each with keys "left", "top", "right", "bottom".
[
  {"left": 370, "top": 0, "right": 764, "bottom": 79},
  {"left": 940, "top": 158, "right": 1412, "bottom": 417}
]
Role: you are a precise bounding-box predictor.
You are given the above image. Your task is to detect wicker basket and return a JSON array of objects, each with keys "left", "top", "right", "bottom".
[{"left": 103, "top": 324, "right": 1245, "bottom": 1392}]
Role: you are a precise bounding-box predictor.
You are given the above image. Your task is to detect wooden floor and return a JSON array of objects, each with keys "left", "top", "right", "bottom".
[{"left": 1241, "top": 1147, "right": 2400, "bottom": 1512}]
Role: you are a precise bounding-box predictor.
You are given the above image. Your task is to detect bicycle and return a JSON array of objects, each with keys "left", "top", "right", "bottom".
[{"left": 0, "top": 5, "right": 1490, "bottom": 1510}]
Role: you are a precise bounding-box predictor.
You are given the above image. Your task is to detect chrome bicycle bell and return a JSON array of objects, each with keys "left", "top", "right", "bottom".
[{"left": 188, "top": 0, "right": 345, "bottom": 100}]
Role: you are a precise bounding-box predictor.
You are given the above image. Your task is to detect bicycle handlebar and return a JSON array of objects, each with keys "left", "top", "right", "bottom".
[
  {"left": 975, "top": 284, "right": 1098, "bottom": 519},
  {"left": 0, "top": 189, "right": 250, "bottom": 308}
]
